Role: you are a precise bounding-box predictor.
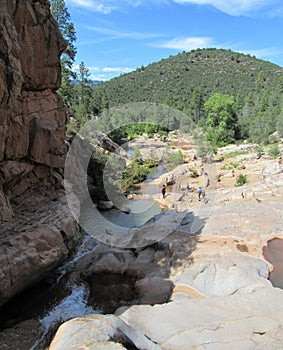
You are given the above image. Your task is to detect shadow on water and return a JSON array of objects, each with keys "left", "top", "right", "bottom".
[{"left": 93, "top": 199, "right": 162, "bottom": 228}]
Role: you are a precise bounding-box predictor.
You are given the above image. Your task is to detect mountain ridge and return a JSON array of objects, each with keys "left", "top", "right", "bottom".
[{"left": 92, "top": 48, "right": 283, "bottom": 114}]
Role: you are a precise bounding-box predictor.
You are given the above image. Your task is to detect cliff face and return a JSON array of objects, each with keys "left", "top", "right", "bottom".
[
  {"left": 0, "top": 0, "right": 80, "bottom": 306},
  {"left": 0, "top": 0, "right": 67, "bottom": 219}
]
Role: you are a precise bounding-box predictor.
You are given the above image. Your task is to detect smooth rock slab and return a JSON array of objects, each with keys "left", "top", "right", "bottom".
[
  {"left": 178, "top": 252, "right": 269, "bottom": 296},
  {"left": 120, "top": 282, "right": 283, "bottom": 349},
  {"left": 49, "top": 314, "right": 162, "bottom": 350}
]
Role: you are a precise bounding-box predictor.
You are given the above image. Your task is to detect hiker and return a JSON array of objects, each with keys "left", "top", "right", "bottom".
[
  {"left": 161, "top": 184, "right": 166, "bottom": 198},
  {"left": 197, "top": 187, "right": 203, "bottom": 201}
]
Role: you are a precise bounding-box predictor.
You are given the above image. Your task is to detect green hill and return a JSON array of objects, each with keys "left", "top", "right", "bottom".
[
  {"left": 92, "top": 48, "right": 282, "bottom": 116},
  {"left": 72, "top": 48, "right": 283, "bottom": 145}
]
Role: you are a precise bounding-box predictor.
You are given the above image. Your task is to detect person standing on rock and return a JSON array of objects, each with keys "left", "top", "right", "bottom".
[
  {"left": 197, "top": 187, "right": 203, "bottom": 201},
  {"left": 161, "top": 184, "right": 166, "bottom": 198}
]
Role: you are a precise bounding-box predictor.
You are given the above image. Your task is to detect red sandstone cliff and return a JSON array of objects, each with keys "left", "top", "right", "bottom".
[{"left": 0, "top": 0, "right": 80, "bottom": 306}]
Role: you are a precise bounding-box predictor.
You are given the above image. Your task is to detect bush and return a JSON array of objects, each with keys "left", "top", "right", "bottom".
[
  {"left": 221, "top": 162, "right": 239, "bottom": 170},
  {"left": 163, "top": 149, "right": 184, "bottom": 167},
  {"left": 190, "top": 168, "right": 199, "bottom": 178},
  {"left": 255, "top": 145, "right": 264, "bottom": 159},
  {"left": 235, "top": 174, "right": 248, "bottom": 187},
  {"left": 267, "top": 143, "right": 280, "bottom": 158},
  {"left": 222, "top": 150, "right": 247, "bottom": 159}
]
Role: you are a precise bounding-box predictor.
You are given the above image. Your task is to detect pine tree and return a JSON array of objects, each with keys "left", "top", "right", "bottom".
[
  {"left": 75, "top": 61, "right": 93, "bottom": 124},
  {"left": 50, "top": 0, "right": 77, "bottom": 116}
]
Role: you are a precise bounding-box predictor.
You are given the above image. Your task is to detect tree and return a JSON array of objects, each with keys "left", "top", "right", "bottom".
[
  {"left": 50, "top": 0, "right": 77, "bottom": 115},
  {"left": 204, "top": 93, "right": 238, "bottom": 148},
  {"left": 191, "top": 89, "right": 204, "bottom": 123},
  {"left": 75, "top": 61, "right": 93, "bottom": 123},
  {"left": 51, "top": 0, "right": 76, "bottom": 70}
]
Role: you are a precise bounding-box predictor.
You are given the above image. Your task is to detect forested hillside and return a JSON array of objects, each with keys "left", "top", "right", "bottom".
[
  {"left": 93, "top": 48, "right": 282, "bottom": 114},
  {"left": 68, "top": 48, "right": 283, "bottom": 146}
]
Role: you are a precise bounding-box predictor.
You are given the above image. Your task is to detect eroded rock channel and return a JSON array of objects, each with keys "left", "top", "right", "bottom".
[{"left": 0, "top": 230, "right": 175, "bottom": 350}]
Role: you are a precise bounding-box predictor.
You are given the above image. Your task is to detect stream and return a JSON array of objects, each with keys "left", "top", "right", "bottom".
[
  {"left": 0, "top": 164, "right": 165, "bottom": 349},
  {"left": 0, "top": 234, "right": 100, "bottom": 349}
]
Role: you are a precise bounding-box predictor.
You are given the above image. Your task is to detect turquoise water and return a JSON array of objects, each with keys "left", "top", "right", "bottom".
[{"left": 81, "top": 198, "right": 161, "bottom": 229}]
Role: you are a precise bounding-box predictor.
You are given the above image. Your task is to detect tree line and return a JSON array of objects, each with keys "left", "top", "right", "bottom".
[{"left": 50, "top": 0, "right": 283, "bottom": 150}]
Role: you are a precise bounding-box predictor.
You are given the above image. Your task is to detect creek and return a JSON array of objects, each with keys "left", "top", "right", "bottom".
[
  {"left": 0, "top": 172, "right": 165, "bottom": 349},
  {"left": 0, "top": 230, "right": 150, "bottom": 349},
  {"left": 0, "top": 149, "right": 170, "bottom": 349},
  {"left": 0, "top": 234, "right": 99, "bottom": 349}
]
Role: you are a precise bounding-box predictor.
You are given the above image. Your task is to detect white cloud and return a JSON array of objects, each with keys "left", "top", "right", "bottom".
[
  {"left": 67, "top": 0, "right": 282, "bottom": 16},
  {"left": 67, "top": 0, "right": 157, "bottom": 13},
  {"left": 154, "top": 36, "right": 213, "bottom": 50},
  {"left": 102, "top": 67, "right": 134, "bottom": 72},
  {"left": 239, "top": 48, "right": 283, "bottom": 62},
  {"left": 172, "top": 0, "right": 280, "bottom": 16},
  {"left": 67, "top": 0, "right": 115, "bottom": 13},
  {"left": 268, "top": 5, "right": 283, "bottom": 17},
  {"left": 85, "top": 26, "right": 163, "bottom": 40},
  {"left": 81, "top": 65, "right": 134, "bottom": 81}
]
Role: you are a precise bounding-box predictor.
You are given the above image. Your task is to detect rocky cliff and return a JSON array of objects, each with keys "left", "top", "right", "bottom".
[{"left": 0, "top": 0, "right": 80, "bottom": 306}]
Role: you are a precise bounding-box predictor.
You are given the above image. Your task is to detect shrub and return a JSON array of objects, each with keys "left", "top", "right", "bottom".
[
  {"left": 267, "top": 143, "right": 280, "bottom": 158},
  {"left": 255, "top": 145, "right": 264, "bottom": 159},
  {"left": 222, "top": 150, "right": 247, "bottom": 159},
  {"left": 221, "top": 162, "right": 239, "bottom": 170},
  {"left": 190, "top": 168, "right": 199, "bottom": 178},
  {"left": 235, "top": 174, "right": 248, "bottom": 187}
]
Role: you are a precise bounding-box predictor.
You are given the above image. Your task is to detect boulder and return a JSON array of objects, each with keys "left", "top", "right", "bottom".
[
  {"left": 49, "top": 314, "right": 162, "bottom": 350},
  {"left": 0, "top": 189, "right": 80, "bottom": 306},
  {"left": 187, "top": 253, "right": 269, "bottom": 296},
  {"left": 98, "top": 200, "right": 114, "bottom": 211},
  {"left": 135, "top": 277, "right": 173, "bottom": 304}
]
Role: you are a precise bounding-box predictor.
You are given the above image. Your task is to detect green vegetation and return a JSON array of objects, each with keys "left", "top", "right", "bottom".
[
  {"left": 190, "top": 168, "right": 199, "bottom": 178},
  {"left": 49, "top": 31, "right": 283, "bottom": 150},
  {"left": 121, "top": 159, "right": 158, "bottom": 192},
  {"left": 221, "top": 150, "right": 248, "bottom": 159},
  {"left": 221, "top": 162, "right": 239, "bottom": 170},
  {"left": 108, "top": 123, "right": 169, "bottom": 145},
  {"left": 90, "top": 48, "right": 283, "bottom": 149},
  {"left": 194, "top": 131, "right": 215, "bottom": 161},
  {"left": 255, "top": 145, "right": 264, "bottom": 159},
  {"left": 216, "top": 174, "right": 221, "bottom": 182},
  {"left": 48, "top": 2, "right": 283, "bottom": 151},
  {"left": 204, "top": 93, "right": 238, "bottom": 148},
  {"left": 50, "top": 0, "right": 77, "bottom": 118},
  {"left": 267, "top": 143, "right": 280, "bottom": 158},
  {"left": 235, "top": 174, "right": 248, "bottom": 187},
  {"left": 163, "top": 149, "right": 184, "bottom": 168},
  {"left": 50, "top": 3, "right": 283, "bottom": 151}
]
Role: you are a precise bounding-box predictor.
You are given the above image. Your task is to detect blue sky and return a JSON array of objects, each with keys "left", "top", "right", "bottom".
[{"left": 65, "top": 0, "right": 283, "bottom": 81}]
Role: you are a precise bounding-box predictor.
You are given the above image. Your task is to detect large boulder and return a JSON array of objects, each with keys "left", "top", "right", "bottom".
[{"left": 49, "top": 314, "right": 162, "bottom": 350}]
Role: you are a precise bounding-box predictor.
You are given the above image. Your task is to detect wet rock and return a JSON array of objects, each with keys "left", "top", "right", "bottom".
[
  {"left": 135, "top": 277, "right": 173, "bottom": 305},
  {"left": 0, "top": 319, "right": 43, "bottom": 350},
  {"left": 120, "top": 205, "right": 131, "bottom": 214},
  {"left": 98, "top": 200, "right": 114, "bottom": 211}
]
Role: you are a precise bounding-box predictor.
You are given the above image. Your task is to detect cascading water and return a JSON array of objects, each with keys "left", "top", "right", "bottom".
[{"left": 0, "top": 233, "right": 101, "bottom": 350}]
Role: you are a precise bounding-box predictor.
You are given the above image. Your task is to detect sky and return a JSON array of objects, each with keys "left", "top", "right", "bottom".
[{"left": 65, "top": 0, "right": 283, "bottom": 81}]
